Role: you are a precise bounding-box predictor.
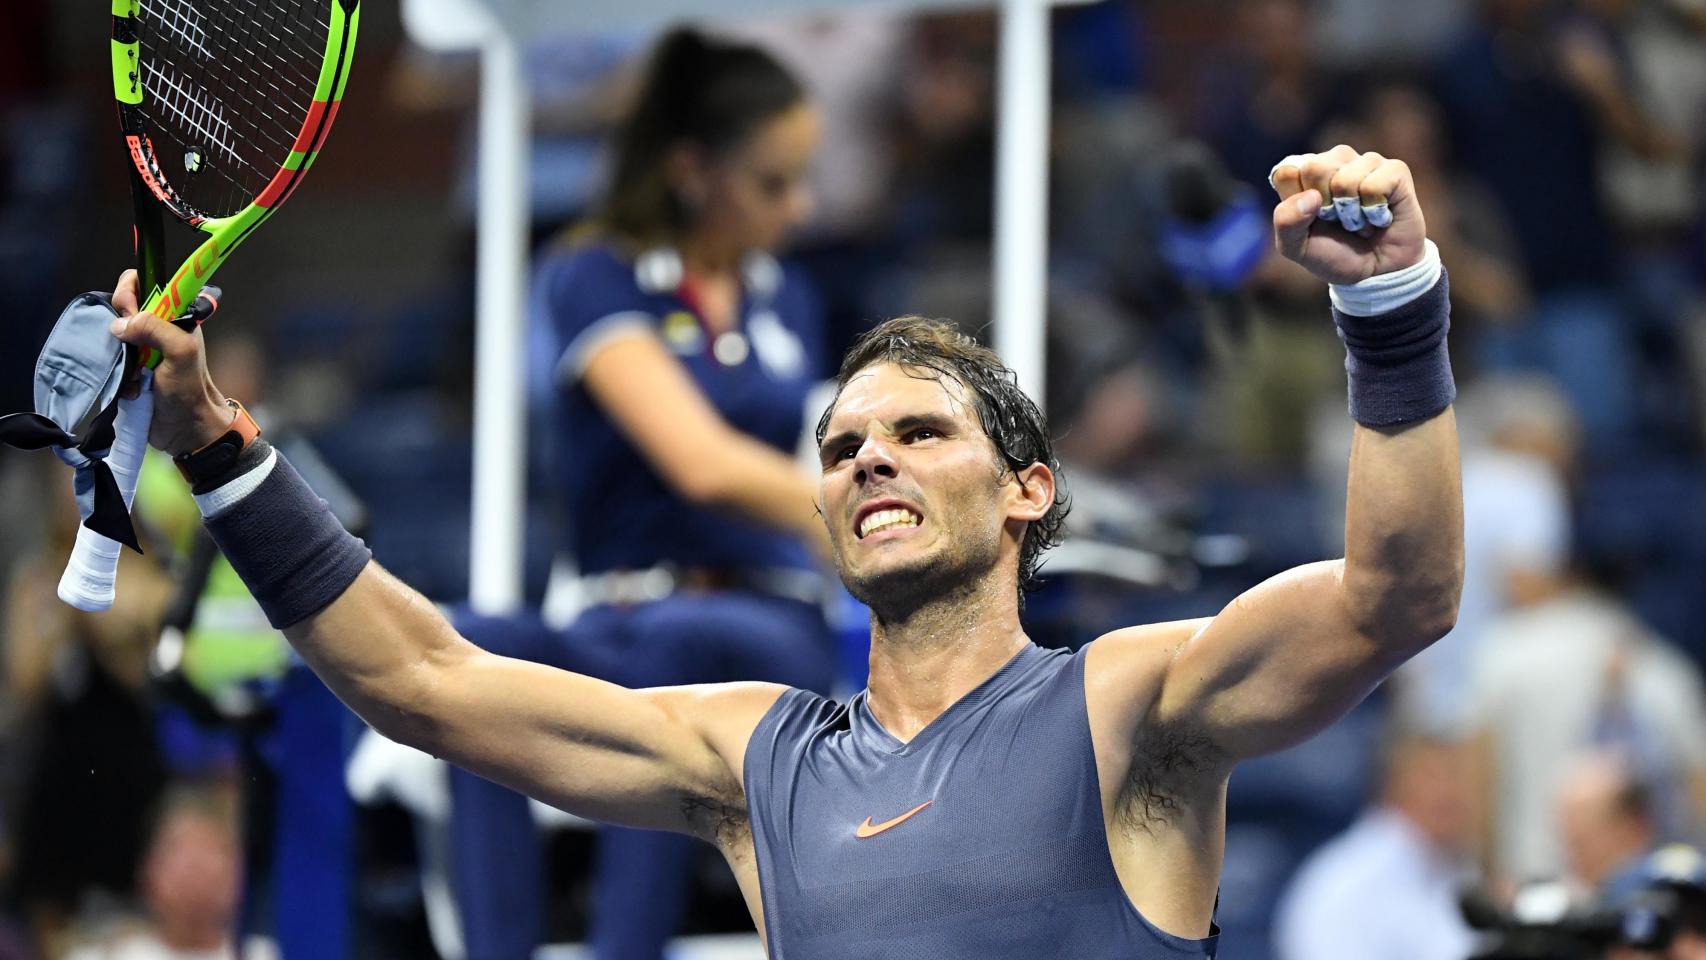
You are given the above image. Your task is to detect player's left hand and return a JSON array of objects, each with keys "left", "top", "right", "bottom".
[{"left": 1268, "top": 144, "right": 1428, "bottom": 286}]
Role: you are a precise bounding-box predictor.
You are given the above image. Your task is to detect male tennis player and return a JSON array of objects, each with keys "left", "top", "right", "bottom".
[{"left": 110, "top": 144, "right": 1461, "bottom": 959}]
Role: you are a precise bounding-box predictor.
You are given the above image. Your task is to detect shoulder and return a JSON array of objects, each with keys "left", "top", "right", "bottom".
[
  {"left": 1631, "top": 638, "right": 1706, "bottom": 702},
  {"left": 754, "top": 254, "right": 823, "bottom": 325},
  {"left": 1082, "top": 619, "right": 1212, "bottom": 719},
  {"left": 536, "top": 242, "right": 640, "bottom": 302},
  {"left": 663, "top": 682, "right": 800, "bottom": 782},
  {"left": 536, "top": 244, "right": 670, "bottom": 380}
]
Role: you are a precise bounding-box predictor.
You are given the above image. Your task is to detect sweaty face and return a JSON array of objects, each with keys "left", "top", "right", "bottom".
[
  {"left": 817, "top": 363, "right": 1018, "bottom": 616},
  {"left": 697, "top": 103, "right": 820, "bottom": 253}
]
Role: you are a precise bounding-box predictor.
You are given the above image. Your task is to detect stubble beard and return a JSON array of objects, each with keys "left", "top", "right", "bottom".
[{"left": 837, "top": 522, "right": 1002, "bottom": 626}]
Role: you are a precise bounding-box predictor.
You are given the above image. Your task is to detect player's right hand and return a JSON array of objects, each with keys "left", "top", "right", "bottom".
[{"left": 107, "top": 269, "right": 236, "bottom": 458}]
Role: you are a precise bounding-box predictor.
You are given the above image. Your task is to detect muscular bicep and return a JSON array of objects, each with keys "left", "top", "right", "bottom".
[
  {"left": 1151, "top": 560, "right": 1394, "bottom": 761},
  {"left": 287, "top": 564, "right": 782, "bottom": 838},
  {"left": 429, "top": 653, "right": 776, "bottom": 835}
]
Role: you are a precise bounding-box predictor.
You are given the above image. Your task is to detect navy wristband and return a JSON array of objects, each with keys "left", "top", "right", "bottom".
[
  {"left": 1333, "top": 269, "right": 1455, "bottom": 427},
  {"left": 203, "top": 452, "right": 371, "bottom": 629}
]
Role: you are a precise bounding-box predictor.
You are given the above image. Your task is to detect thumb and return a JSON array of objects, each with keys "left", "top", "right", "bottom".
[
  {"left": 109, "top": 304, "right": 194, "bottom": 363},
  {"left": 1272, "top": 188, "right": 1321, "bottom": 262}
]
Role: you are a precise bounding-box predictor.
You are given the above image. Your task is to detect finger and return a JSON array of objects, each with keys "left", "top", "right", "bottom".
[
  {"left": 1273, "top": 188, "right": 1322, "bottom": 262},
  {"left": 1329, "top": 151, "right": 1385, "bottom": 232},
  {"left": 113, "top": 270, "right": 140, "bottom": 317},
  {"left": 183, "top": 285, "right": 222, "bottom": 328},
  {"left": 110, "top": 304, "right": 198, "bottom": 366},
  {"left": 1299, "top": 145, "right": 1357, "bottom": 214},
  {"left": 1358, "top": 157, "right": 1415, "bottom": 224},
  {"left": 1268, "top": 154, "right": 1309, "bottom": 199}
]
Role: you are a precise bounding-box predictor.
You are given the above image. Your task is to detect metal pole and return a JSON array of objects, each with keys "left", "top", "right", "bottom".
[
  {"left": 992, "top": 0, "right": 1050, "bottom": 409},
  {"left": 469, "top": 22, "right": 530, "bottom": 613}
]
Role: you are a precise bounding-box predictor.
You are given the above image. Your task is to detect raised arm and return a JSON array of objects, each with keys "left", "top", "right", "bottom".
[
  {"left": 287, "top": 563, "right": 783, "bottom": 838},
  {"left": 1099, "top": 146, "right": 1464, "bottom": 767},
  {"left": 108, "top": 273, "right": 781, "bottom": 840}
]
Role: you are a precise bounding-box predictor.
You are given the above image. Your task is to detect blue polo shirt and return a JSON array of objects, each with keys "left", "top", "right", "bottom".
[{"left": 532, "top": 242, "right": 825, "bottom": 576}]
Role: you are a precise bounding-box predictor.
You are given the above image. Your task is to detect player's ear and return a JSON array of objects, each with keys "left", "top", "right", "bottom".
[
  {"left": 1007, "top": 462, "right": 1054, "bottom": 524},
  {"left": 665, "top": 141, "right": 712, "bottom": 214}
]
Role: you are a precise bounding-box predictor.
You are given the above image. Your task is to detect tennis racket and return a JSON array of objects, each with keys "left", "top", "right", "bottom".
[{"left": 59, "top": 0, "right": 359, "bottom": 611}]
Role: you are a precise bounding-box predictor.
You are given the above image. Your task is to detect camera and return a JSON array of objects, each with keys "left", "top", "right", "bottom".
[{"left": 1464, "top": 847, "right": 1706, "bottom": 960}]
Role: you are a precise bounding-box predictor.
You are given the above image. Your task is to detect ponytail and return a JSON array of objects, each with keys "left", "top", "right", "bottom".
[{"left": 592, "top": 27, "right": 805, "bottom": 249}]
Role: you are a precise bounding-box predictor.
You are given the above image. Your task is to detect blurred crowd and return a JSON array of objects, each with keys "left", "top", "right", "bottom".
[{"left": 3, "top": 0, "right": 1706, "bottom": 958}]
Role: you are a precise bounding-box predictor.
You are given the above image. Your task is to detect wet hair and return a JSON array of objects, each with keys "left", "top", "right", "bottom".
[
  {"left": 594, "top": 28, "right": 805, "bottom": 248},
  {"left": 817, "top": 316, "right": 1069, "bottom": 600}
]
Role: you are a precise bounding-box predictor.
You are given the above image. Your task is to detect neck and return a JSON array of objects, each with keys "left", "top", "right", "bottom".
[
  {"left": 157, "top": 917, "right": 226, "bottom": 953},
  {"left": 678, "top": 228, "right": 742, "bottom": 277},
  {"left": 864, "top": 572, "right": 1029, "bottom": 742}
]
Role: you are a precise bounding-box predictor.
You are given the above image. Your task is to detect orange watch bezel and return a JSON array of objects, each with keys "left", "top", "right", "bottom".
[{"left": 174, "top": 400, "right": 260, "bottom": 483}]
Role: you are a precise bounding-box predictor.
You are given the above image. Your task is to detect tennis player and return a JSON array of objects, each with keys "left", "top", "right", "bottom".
[{"left": 110, "top": 143, "right": 1462, "bottom": 959}]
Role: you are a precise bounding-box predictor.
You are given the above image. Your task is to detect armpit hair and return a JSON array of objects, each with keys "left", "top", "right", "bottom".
[
  {"left": 680, "top": 791, "right": 749, "bottom": 848},
  {"left": 1115, "top": 718, "right": 1222, "bottom": 836}
]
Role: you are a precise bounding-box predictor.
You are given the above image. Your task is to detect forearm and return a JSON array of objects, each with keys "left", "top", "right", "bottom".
[
  {"left": 692, "top": 434, "right": 829, "bottom": 555},
  {"left": 581, "top": 334, "right": 828, "bottom": 556},
  {"left": 1341, "top": 409, "right": 1464, "bottom": 646},
  {"left": 193, "top": 445, "right": 462, "bottom": 741},
  {"left": 283, "top": 562, "right": 470, "bottom": 746},
  {"left": 1333, "top": 257, "right": 1465, "bottom": 648}
]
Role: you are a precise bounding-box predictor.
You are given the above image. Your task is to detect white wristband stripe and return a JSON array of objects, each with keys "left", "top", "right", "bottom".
[
  {"left": 1329, "top": 239, "right": 1443, "bottom": 317},
  {"left": 193, "top": 448, "right": 279, "bottom": 519}
]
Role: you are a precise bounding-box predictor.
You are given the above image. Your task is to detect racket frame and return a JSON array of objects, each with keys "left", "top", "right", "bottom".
[{"left": 109, "top": 0, "right": 359, "bottom": 356}]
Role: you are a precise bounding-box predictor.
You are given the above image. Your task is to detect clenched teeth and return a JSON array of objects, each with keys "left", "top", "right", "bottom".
[{"left": 859, "top": 508, "right": 922, "bottom": 538}]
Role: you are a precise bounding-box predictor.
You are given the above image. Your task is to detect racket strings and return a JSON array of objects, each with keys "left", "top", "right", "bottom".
[{"left": 136, "top": 0, "right": 332, "bottom": 219}]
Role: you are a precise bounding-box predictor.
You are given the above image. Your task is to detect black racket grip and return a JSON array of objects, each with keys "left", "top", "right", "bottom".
[{"left": 174, "top": 285, "right": 222, "bottom": 331}]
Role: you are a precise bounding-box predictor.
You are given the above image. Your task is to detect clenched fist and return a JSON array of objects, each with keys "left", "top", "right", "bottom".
[{"left": 1268, "top": 145, "right": 1428, "bottom": 286}]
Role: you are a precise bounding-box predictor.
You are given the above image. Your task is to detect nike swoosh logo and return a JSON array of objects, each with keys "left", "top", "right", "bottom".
[{"left": 855, "top": 800, "right": 933, "bottom": 838}]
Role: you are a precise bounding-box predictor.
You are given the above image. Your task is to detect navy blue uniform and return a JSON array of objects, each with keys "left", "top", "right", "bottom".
[
  {"left": 543, "top": 243, "right": 823, "bottom": 577},
  {"left": 746, "top": 642, "right": 1219, "bottom": 959},
  {"left": 452, "top": 241, "right": 837, "bottom": 960}
]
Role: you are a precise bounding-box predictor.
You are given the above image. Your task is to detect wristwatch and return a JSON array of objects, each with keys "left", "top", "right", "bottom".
[{"left": 174, "top": 399, "right": 261, "bottom": 485}]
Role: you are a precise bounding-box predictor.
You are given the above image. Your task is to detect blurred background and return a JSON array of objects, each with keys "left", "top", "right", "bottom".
[{"left": 3, "top": 0, "right": 1706, "bottom": 958}]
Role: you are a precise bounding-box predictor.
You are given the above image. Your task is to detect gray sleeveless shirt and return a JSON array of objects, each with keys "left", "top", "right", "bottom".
[{"left": 742, "top": 641, "right": 1220, "bottom": 959}]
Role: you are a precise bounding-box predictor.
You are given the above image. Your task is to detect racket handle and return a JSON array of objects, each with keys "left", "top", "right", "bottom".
[{"left": 58, "top": 373, "right": 155, "bottom": 611}]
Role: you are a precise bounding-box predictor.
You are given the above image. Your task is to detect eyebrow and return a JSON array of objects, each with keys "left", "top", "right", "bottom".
[{"left": 818, "top": 413, "right": 959, "bottom": 460}]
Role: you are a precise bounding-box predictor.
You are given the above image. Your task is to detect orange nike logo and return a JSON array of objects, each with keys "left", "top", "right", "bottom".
[{"left": 854, "top": 800, "right": 933, "bottom": 839}]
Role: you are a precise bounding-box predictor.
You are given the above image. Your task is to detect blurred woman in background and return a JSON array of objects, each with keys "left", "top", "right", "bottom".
[{"left": 451, "top": 27, "right": 839, "bottom": 960}]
